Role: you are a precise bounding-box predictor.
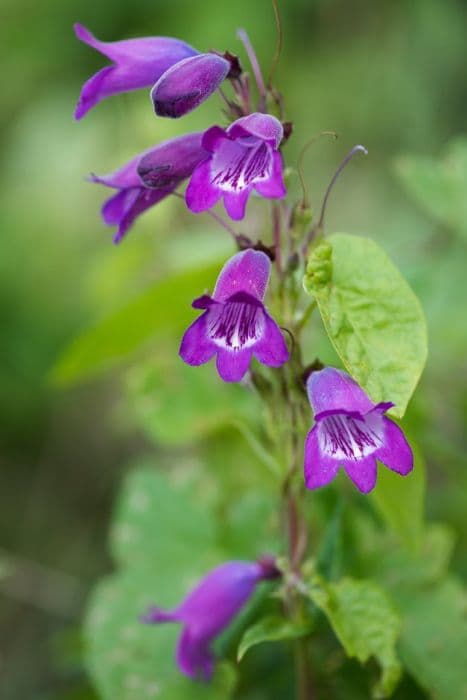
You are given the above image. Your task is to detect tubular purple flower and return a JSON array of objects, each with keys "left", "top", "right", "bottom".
[
  {"left": 304, "top": 367, "right": 414, "bottom": 494},
  {"left": 137, "top": 132, "right": 208, "bottom": 188},
  {"left": 150, "top": 53, "right": 231, "bottom": 118},
  {"left": 141, "top": 558, "right": 279, "bottom": 680},
  {"left": 185, "top": 113, "right": 286, "bottom": 220},
  {"left": 74, "top": 23, "right": 198, "bottom": 119},
  {"left": 179, "top": 249, "right": 289, "bottom": 382}
]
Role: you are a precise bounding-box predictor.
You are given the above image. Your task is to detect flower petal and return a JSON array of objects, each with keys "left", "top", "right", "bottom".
[
  {"left": 254, "top": 151, "right": 286, "bottom": 199},
  {"left": 376, "top": 417, "right": 414, "bottom": 475},
  {"left": 137, "top": 132, "right": 207, "bottom": 188},
  {"left": 179, "top": 314, "right": 217, "bottom": 366},
  {"left": 342, "top": 455, "right": 378, "bottom": 493},
  {"left": 176, "top": 627, "right": 214, "bottom": 680},
  {"left": 228, "top": 113, "right": 283, "bottom": 148},
  {"left": 185, "top": 159, "right": 222, "bottom": 213},
  {"left": 101, "top": 188, "right": 140, "bottom": 225},
  {"left": 151, "top": 53, "right": 230, "bottom": 118},
  {"left": 112, "top": 187, "right": 174, "bottom": 243},
  {"left": 216, "top": 348, "right": 253, "bottom": 382},
  {"left": 307, "top": 367, "right": 375, "bottom": 417},
  {"left": 253, "top": 314, "right": 289, "bottom": 367},
  {"left": 213, "top": 250, "right": 271, "bottom": 303},
  {"left": 222, "top": 188, "right": 250, "bottom": 220},
  {"left": 304, "top": 426, "right": 340, "bottom": 489}
]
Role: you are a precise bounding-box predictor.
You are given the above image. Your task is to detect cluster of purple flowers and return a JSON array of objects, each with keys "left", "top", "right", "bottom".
[{"left": 75, "top": 23, "right": 413, "bottom": 683}]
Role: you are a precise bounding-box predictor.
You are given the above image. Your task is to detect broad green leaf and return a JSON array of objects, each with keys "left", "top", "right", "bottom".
[
  {"left": 51, "top": 262, "right": 221, "bottom": 386},
  {"left": 395, "top": 137, "right": 467, "bottom": 238},
  {"left": 304, "top": 234, "right": 427, "bottom": 417},
  {"left": 308, "top": 576, "right": 402, "bottom": 698},
  {"left": 371, "top": 441, "right": 426, "bottom": 553},
  {"left": 396, "top": 577, "right": 467, "bottom": 700},
  {"left": 84, "top": 468, "right": 234, "bottom": 700},
  {"left": 124, "top": 357, "right": 261, "bottom": 446},
  {"left": 237, "top": 615, "right": 312, "bottom": 661}
]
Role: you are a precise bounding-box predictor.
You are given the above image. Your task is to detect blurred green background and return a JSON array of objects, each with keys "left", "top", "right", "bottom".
[{"left": 1, "top": 0, "right": 466, "bottom": 698}]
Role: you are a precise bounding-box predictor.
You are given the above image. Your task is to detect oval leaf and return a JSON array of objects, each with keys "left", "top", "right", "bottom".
[
  {"left": 237, "top": 615, "right": 312, "bottom": 662},
  {"left": 304, "top": 234, "right": 427, "bottom": 417}
]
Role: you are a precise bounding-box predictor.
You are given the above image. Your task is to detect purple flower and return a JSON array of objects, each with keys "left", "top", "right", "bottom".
[
  {"left": 142, "top": 558, "right": 279, "bottom": 680},
  {"left": 179, "top": 249, "right": 289, "bottom": 382},
  {"left": 185, "top": 113, "right": 286, "bottom": 220},
  {"left": 304, "top": 368, "right": 413, "bottom": 494},
  {"left": 151, "top": 53, "right": 231, "bottom": 118},
  {"left": 74, "top": 23, "right": 198, "bottom": 119},
  {"left": 91, "top": 133, "right": 206, "bottom": 242}
]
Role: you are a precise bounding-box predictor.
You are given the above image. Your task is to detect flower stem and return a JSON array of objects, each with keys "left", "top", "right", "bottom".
[{"left": 237, "top": 28, "right": 267, "bottom": 111}]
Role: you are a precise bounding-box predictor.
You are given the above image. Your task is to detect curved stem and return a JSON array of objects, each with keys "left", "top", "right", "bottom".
[{"left": 268, "top": 0, "right": 283, "bottom": 87}]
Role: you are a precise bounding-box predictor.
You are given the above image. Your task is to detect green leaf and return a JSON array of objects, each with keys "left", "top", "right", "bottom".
[
  {"left": 237, "top": 615, "right": 312, "bottom": 661},
  {"left": 371, "top": 441, "right": 426, "bottom": 553},
  {"left": 304, "top": 234, "right": 427, "bottom": 418},
  {"left": 124, "top": 357, "right": 261, "bottom": 446},
  {"left": 396, "top": 577, "right": 467, "bottom": 700},
  {"left": 83, "top": 468, "right": 235, "bottom": 700},
  {"left": 51, "top": 262, "right": 221, "bottom": 386},
  {"left": 308, "top": 576, "right": 402, "bottom": 698},
  {"left": 395, "top": 137, "right": 467, "bottom": 238}
]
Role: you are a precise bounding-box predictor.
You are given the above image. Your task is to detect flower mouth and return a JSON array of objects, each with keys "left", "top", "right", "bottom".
[
  {"left": 206, "top": 293, "right": 265, "bottom": 350},
  {"left": 210, "top": 139, "right": 272, "bottom": 192},
  {"left": 317, "top": 410, "right": 384, "bottom": 460}
]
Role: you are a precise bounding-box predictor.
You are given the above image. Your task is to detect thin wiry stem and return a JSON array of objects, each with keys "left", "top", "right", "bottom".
[
  {"left": 237, "top": 28, "right": 267, "bottom": 110},
  {"left": 297, "top": 131, "right": 338, "bottom": 209},
  {"left": 268, "top": 0, "right": 283, "bottom": 87},
  {"left": 170, "top": 190, "right": 239, "bottom": 241},
  {"left": 317, "top": 144, "right": 368, "bottom": 232}
]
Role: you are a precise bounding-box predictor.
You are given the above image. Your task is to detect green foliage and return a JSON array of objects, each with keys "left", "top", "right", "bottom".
[
  {"left": 308, "top": 576, "right": 402, "bottom": 698},
  {"left": 395, "top": 138, "right": 467, "bottom": 238},
  {"left": 237, "top": 616, "right": 312, "bottom": 662},
  {"left": 370, "top": 441, "right": 426, "bottom": 553},
  {"left": 304, "top": 234, "right": 427, "bottom": 418},
  {"left": 52, "top": 262, "right": 221, "bottom": 386},
  {"left": 84, "top": 467, "right": 237, "bottom": 700}
]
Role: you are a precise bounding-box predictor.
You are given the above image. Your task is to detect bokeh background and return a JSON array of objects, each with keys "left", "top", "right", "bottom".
[{"left": 1, "top": 0, "right": 466, "bottom": 698}]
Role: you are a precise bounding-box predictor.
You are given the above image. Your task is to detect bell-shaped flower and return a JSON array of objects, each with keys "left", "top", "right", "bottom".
[
  {"left": 151, "top": 53, "right": 231, "bottom": 118},
  {"left": 304, "top": 367, "right": 413, "bottom": 493},
  {"left": 91, "top": 132, "right": 207, "bottom": 242},
  {"left": 74, "top": 23, "right": 198, "bottom": 119},
  {"left": 179, "top": 249, "right": 289, "bottom": 382},
  {"left": 141, "top": 558, "right": 279, "bottom": 680},
  {"left": 185, "top": 113, "right": 286, "bottom": 220}
]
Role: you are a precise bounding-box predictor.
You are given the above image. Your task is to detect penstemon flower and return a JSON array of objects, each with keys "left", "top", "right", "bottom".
[
  {"left": 185, "top": 113, "right": 286, "bottom": 220},
  {"left": 179, "top": 249, "right": 289, "bottom": 382},
  {"left": 151, "top": 53, "right": 232, "bottom": 118},
  {"left": 304, "top": 367, "right": 413, "bottom": 493},
  {"left": 141, "top": 558, "right": 279, "bottom": 680},
  {"left": 74, "top": 23, "right": 198, "bottom": 119},
  {"left": 91, "top": 133, "right": 207, "bottom": 242}
]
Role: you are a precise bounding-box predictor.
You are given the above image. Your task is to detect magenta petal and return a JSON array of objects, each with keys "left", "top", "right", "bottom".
[
  {"left": 91, "top": 155, "right": 142, "bottom": 189},
  {"left": 216, "top": 348, "right": 252, "bottom": 382},
  {"left": 201, "top": 125, "right": 228, "bottom": 152},
  {"left": 176, "top": 628, "right": 213, "bottom": 680},
  {"left": 228, "top": 113, "right": 283, "bottom": 148},
  {"left": 213, "top": 250, "right": 271, "bottom": 302},
  {"left": 307, "top": 367, "right": 375, "bottom": 417},
  {"left": 376, "top": 417, "right": 414, "bottom": 475},
  {"left": 75, "top": 66, "right": 117, "bottom": 120},
  {"left": 179, "top": 314, "right": 217, "bottom": 366},
  {"left": 254, "top": 314, "right": 289, "bottom": 367},
  {"left": 304, "top": 427, "right": 339, "bottom": 489},
  {"left": 101, "top": 188, "right": 139, "bottom": 226},
  {"left": 151, "top": 53, "right": 230, "bottom": 118},
  {"left": 222, "top": 189, "right": 250, "bottom": 220},
  {"left": 254, "top": 151, "right": 286, "bottom": 199},
  {"left": 342, "top": 455, "right": 378, "bottom": 493},
  {"left": 113, "top": 187, "right": 173, "bottom": 243},
  {"left": 137, "top": 132, "right": 207, "bottom": 188},
  {"left": 185, "top": 160, "right": 222, "bottom": 213}
]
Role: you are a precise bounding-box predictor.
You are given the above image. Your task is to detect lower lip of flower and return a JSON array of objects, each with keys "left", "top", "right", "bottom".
[
  {"left": 207, "top": 300, "right": 265, "bottom": 350},
  {"left": 318, "top": 412, "right": 384, "bottom": 460}
]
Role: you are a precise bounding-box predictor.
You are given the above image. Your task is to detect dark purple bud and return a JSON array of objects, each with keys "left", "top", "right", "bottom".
[
  {"left": 137, "top": 132, "right": 208, "bottom": 188},
  {"left": 151, "top": 53, "right": 230, "bottom": 118},
  {"left": 74, "top": 23, "right": 198, "bottom": 119}
]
